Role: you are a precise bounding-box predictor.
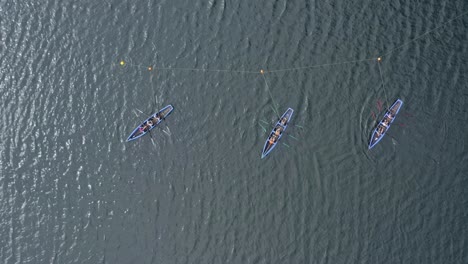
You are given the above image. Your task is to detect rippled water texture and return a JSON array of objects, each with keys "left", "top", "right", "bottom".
[{"left": 1, "top": 0, "right": 467, "bottom": 263}]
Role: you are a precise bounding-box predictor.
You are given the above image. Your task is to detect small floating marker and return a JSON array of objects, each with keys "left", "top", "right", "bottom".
[
  {"left": 148, "top": 66, "right": 153, "bottom": 71},
  {"left": 260, "top": 69, "right": 264, "bottom": 74},
  {"left": 377, "top": 57, "right": 382, "bottom": 62},
  {"left": 120, "top": 60, "right": 125, "bottom": 66}
]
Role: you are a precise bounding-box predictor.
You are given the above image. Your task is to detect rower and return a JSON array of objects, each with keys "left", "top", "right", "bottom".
[
  {"left": 274, "top": 127, "right": 282, "bottom": 136},
  {"left": 378, "top": 125, "right": 385, "bottom": 134},
  {"left": 280, "top": 117, "right": 287, "bottom": 125},
  {"left": 269, "top": 137, "right": 275, "bottom": 145},
  {"left": 269, "top": 134, "right": 277, "bottom": 144}
]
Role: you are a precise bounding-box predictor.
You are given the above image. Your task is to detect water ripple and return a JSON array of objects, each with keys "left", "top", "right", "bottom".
[{"left": 1, "top": 0, "right": 468, "bottom": 263}]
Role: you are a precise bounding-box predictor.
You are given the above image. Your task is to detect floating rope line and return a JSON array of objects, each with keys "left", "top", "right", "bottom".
[
  {"left": 118, "top": 58, "right": 378, "bottom": 74},
  {"left": 382, "top": 9, "right": 468, "bottom": 57},
  {"left": 261, "top": 70, "right": 280, "bottom": 118},
  {"left": 264, "top": 57, "right": 377, "bottom": 73},
  {"left": 117, "top": 9, "right": 468, "bottom": 119},
  {"left": 119, "top": 60, "right": 148, "bottom": 69},
  {"left": 376, "top": 57, "right": 390, "bottom": 108},
  {"left": 151, "top": 66, "right": 259, "bottom": 74},
  {"left": 119, "top": 60, "right": 259, "bottom": 74},
  {"left": 118, "top": 9, "right": 468, "bottom": 75}
]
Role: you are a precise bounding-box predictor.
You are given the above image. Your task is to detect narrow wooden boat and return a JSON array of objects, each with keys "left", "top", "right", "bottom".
[
  {"left": 126, "top": 105, "right": 174, "bottom": 142},
  {"left": 261, "top": 108, "right": 294, "bottom": 159},
  {"left": 368, "top": 99, "right": 403, "bottom": 149}
]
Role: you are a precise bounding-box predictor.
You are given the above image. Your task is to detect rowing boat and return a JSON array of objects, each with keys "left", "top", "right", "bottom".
[
  {"left": 368, "top": 99, "right": 403, "bottom": 149},
  {"left": 261, "top": 108, "right": 294, "bottom": 159},
  {"left": 126, "top": 104, "right": 174, "bottom": 142}
]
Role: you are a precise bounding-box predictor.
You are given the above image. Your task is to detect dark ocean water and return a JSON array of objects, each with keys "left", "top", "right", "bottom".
[{"left": 1, "top": 0, "right": 468, "bottom": 263}]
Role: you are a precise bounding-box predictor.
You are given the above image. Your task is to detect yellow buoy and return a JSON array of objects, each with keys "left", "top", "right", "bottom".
[
  {"left": 260, "top": 69, "right": 264, "bottom": 74},
  {"left": 120, "top": 60, "right": 125, "bottom": 66},
  {"left": 148, "top": 66, "right": 153, "bottom": 71},
  {"left": 377, "top": 57, "right": 382, "bottom": 62}
]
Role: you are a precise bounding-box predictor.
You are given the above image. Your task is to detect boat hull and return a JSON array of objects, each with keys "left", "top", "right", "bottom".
[
  {"left": 261, "top": 108, "right": 294, "bottom": 159},
  {"left": 368, "top": 99, "right": 403, "bottom": 149},
  {"left": 126, "top": 104, "right": 174, "bottom": 142}
]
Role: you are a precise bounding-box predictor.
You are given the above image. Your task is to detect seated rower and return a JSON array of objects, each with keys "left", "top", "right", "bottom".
[
  {"left": 268, "top": 137, "right": 275, "bottom": 145},
  {"left": 274, "top": 127, "right": 282, "bottom": 136},
  {"left": 269, "top": 134, "right": 278, "bottom": 144},
  {"left": 157, "top": 113, "right": 166, "bottom": 120},
  {"left": 141, "top": 122, "right": 152, "bottom": 132},
  {"left": 280, "top": 117, "right": 288, "bottom": 125},
  {"left": 378, "top": 125, "right": 385, "bottom": 134}
]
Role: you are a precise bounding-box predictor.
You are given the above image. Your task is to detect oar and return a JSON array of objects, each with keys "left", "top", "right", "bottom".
[
  {"left": 149, "top": 131, "right": 156, "bottom": 146},
  {"left": 259, "top": 124, "right": 267, "bottom": 133},
  {"left": 294, "top": 125, "right": 304, "bottom": 129},
  {"left": 282, "top": 142, "right": 290, "bottom": 148},
  {"left": 270, "top": 105, "right": 280, "bottom": 118},
  {"left": 385, "top": 132, "right": 398, "bottom": 143},
  {"left": 288, "top": 135, "right": 299, "bottom": 141},
  {"left": 376, "top": 99, "right": 383, "bottom": 112},
  {"left": 162, "top": 126, "right": 171, "bottom": 136},
  {"left": 260, "top": 119, "right": 270, "bottom": 125},
  {"left": 135, "top": 108, "right": 145, "bottom": 114}
]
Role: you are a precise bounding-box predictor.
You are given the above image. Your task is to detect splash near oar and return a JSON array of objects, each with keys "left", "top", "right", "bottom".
[
  {"left": 368, "top": 99, "right": 403, "bottom": 149},
  {"left": 127, "top": 105, "right": 174, "bottom": 142}
]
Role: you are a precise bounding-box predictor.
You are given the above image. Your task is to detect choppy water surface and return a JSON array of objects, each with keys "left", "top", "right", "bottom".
[{"left": 1, "top": 0, "right": 467, "bottom": 263}]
